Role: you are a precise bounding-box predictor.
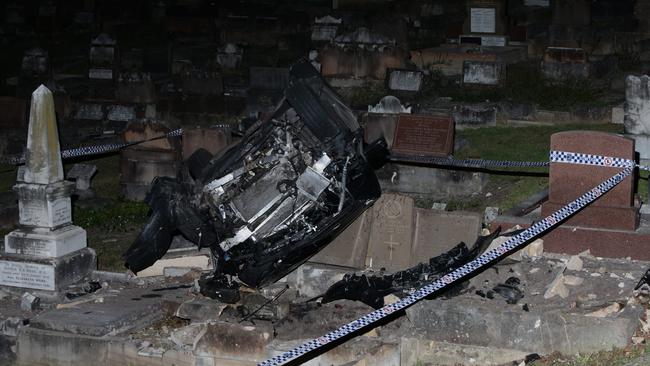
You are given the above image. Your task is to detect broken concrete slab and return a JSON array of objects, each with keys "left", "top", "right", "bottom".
[
  {"left": 29, "top": 287, "right": 185, "bottom": 337},
  {"left": 400, "top": 338, "right": 529, "bottom": 366},
  {"left": 195, "top": 321, "right": 273, "bottom": 363},
  {"left": 406, "top": 296, "right": 642, "bottom": 355},
  {"left": 309, "top": 211, "right": 371, "bottom": 269}
]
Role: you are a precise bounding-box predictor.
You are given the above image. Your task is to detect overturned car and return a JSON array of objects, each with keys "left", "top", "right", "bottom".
[{"left": 124, "top": 61, "right": 389, "bottom": 300}]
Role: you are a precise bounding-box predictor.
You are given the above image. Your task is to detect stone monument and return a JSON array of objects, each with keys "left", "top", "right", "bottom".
[
  {"left": 625, "top": 75, "right": 650, "bottom": 162},
  {"left": 0, "top": 85, "right": 95, "bottom": 294}
]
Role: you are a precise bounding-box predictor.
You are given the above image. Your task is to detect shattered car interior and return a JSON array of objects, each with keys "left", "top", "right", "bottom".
[{"left": 124, "top": 61, "right": 392, "bottom": 301}]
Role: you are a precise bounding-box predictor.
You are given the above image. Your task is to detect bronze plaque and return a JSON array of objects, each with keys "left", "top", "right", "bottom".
[{"left": 392, "top": 114, "right": 454, "bottom": 156}]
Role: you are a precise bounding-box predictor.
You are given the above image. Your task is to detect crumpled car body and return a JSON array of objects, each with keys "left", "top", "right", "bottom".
[{"left": 124, "top": 61, "right": 387, "bottom": 299}]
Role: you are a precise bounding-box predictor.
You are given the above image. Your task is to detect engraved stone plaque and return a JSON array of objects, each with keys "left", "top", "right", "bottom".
[
  {"left": 48, "top": 197, "right": 71, "bottom": 227},
  {"left": 0, "top": 260, "right": 55, "bottom": 290},
  {"left": 392, "top": 114, "right": 454, "bottom": 156},
  {"left": 470, "top": 7, "right": 496, "bottom": 33}
]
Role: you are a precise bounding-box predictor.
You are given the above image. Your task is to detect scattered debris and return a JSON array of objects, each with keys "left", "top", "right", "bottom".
[
  {"left": 563, "top": 275, "right": 584, "bottom": 286},
  {"left": 20, "top": 292, "right": 40, "bottom": 312},
  {"left": 544, "top": 267, "right": 569, "bottom": 299},
  {"left": 586, "top": 303, "right": 622, "bottom": 318},
  {"left": 170, "top": 323, "right": 207, "bottom": 350},
  {"left": 492, "top": 277, "right": 524, "bottom": 304},
  {"left": 0, "top": 317, "right": 27, "bottom": 337},
  {"left": 319, "top": 229, "right": 501, "bottom": 309},
  {"left": 565, "top": 255, "right": 583, "bottom": 271}
]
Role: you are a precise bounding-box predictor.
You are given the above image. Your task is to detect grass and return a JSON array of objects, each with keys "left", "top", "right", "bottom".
[
  {"left": 446, "top": 123, "right": 630, "bottom": 212},
  {"left": 419, "top": 63, "right": 614, "bottom": 110},
  {"left": 531, "top": 342, "right": 650, "bottom": 366}
]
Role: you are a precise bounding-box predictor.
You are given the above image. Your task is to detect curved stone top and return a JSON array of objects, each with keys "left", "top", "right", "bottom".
[{"left": 368, "top": 96, "right": 411, "bottom": 114}]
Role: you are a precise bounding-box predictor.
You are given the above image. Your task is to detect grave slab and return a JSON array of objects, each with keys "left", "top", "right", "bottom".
[
  {"left": 411, "top": 209, "right": 482, "bottom": 265},
  {"left": 30, "top": 286, "right": 185, "bottom": 337},
  {"left": 366, "top": 194, "right": 414, "bottom": 272},
  {"left": 310, "top": 211, "right": 371, "bottom": 269}
]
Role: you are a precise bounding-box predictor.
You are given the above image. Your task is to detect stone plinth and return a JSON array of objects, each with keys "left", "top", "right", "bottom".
[
  {"left": 0, "top": 247, "right": 96, "bottom": 292},
  {"left": 5, "top": 225, "right": 87, "bottom": 257},
  {"left": 14, "top": 180, "right": 73, "bottom": 228},
  {"left": 541, "top": 131, "right": 638, "bottom": 231}
]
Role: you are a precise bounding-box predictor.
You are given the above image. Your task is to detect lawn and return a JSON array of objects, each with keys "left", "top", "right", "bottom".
[{"left": 447, "top": 123, "right": 636, "bottom": 213}]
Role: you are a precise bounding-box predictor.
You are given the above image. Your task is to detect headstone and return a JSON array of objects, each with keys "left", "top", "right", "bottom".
[
  {"left": 625, "top": 75, "right": 650, "bottom": 161},
  {"left": 368, "top": 96, "right": 411, "bottom": 114},
  {"left": 310, "top": 211, "right": 372, "bottom": 269},
  {"left": 1, "top": 85, "right": 95, "bottom": 293},
  {"left": 21, "top": 48, "right": 48, "bottom": 77},
  {"left": 67, "top": 164, "right": 97, "bottom": 194},
  {"left": 182, "top": 127, "right": 233, "bottom": 161},
  {"left": 463, "top": 61, "right": 504, "bottom": 85},
  {"left": 392, "top": 114, "right": 455, "bottom": 157},
  {"left": 540, "top": 131, "right": 638, "bottom": 231},
  {"left": 452, "top": 104, "right": 497, "bottom": 128},
  {"left": 386, "top": 69, "right": 424, "bottom": 92},
  {"left": 365, "top": 193, "right": 414, "bottom": 272},
  {"left": 411, "top": 209, "right": 482, "bottom": 265},
  {"left": 216, "top": 43, "right": 242, "bottom": 69},
  {"left": 541, "top": 47, "right": 589, "bottom": 80},
  {"left": 89, "top": 34, "right": 116, "bottom": 80},
  {"left": 364, "top": 113, "right": 399, "bottom": 147},
  {"left": 470, "top": 7, "right": 496, "bottom": 33}
]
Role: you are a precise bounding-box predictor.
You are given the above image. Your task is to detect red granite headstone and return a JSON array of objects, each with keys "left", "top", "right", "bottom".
[
  {"left": 541, "top": 131, "right": 639, "bottom": 231},
  {"left": 392, "top": 114, "right": 454, "bottom": 156}
]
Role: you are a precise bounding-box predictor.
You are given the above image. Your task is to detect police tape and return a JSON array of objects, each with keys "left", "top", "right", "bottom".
[
  {"left": 0, "top": 128, "right": 183, "bottom": 166},
  {"left": 258, "top": 156, "right": 634, "bottom": 366}
]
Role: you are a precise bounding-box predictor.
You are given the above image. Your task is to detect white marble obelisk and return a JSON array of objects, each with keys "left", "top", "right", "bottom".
[{"left": 1, "top": 85, "right": 95, "bottom": 294}]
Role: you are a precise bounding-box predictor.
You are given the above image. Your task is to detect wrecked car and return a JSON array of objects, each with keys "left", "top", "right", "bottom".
[{"left": 124, "top": 61, "right": 389, "bottom": 301}]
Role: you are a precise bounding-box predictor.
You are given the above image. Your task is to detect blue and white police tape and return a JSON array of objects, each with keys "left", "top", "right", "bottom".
[
  {"left": 0, "top": 128, "right": 183, "bottom": 166},
  {"left": 258, "top": 164, "right": 634, "bottom": 366}
]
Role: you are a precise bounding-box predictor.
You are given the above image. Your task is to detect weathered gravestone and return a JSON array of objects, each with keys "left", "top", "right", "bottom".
[
  {"left": 309, "top": 211, "right": 372, "bottom": 269},
  {"left": 541, "top": 131, "right": 638, "bottom": 231},
  {"left": 182, "top": 127, "right": 233, "bottom": 161},
  {"left": 463, "top": 61, "right": 504, "bottom": 85},
  {"left": 1, "top": 85, "right": 95, "bottom": 294},
  {"left": 67, "top": 164, "right": 97, "bottom": 199},
  {"left": 365, "top": 193, "right": 415, "bottom": 272},
  {"left": 625, "top": 75, "right": 650, "bottom": 161},
  {"left": 89, "top": 33, "right": 116, "bottom": 80},
  {"left": 364, "top": 96, "right": 411, "bottom": 147}
]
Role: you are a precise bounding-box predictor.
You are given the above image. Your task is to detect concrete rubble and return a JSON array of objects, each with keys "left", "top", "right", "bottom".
[{"left": 0, "top": 249, "right": 645, "bottom": 366}]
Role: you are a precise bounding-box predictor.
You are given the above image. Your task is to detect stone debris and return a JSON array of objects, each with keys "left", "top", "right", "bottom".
[
  {"left": 0, "top": 317, "right": 27, "bottom": 337},
  {"left": 170, "top": 323, "right": 207, "bottom": 350},
  {"left": 586, "top": 303, "right": 622, "bottom": 318},
  {"left": 543, "top": 267, "right": 569, "bottom": 299},
  {"left": 563, "top": 275, "right": 584, "bottom": 286},
  {"left": 565, "top": 255, "right": 584, "bottom": 271},
  {"left": 484, "top": 226, "right": 544, "bottom": 261},
  {"left": 484, "top": 207, "right": 500, "bottom": 224},
  {"left": 20, "top": 292, "right": 40, "bottom": 312}
]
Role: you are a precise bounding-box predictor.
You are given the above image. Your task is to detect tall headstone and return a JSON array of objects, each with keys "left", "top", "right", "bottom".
[
  {"left": 1, "top": 86, "right": 95, "bottom": 294},
  {"left": 540, "top": 131, "right": 638, "bottom": 231},
  {"left": 625, "top": 75, "right": 650, "bottom": 162}
]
